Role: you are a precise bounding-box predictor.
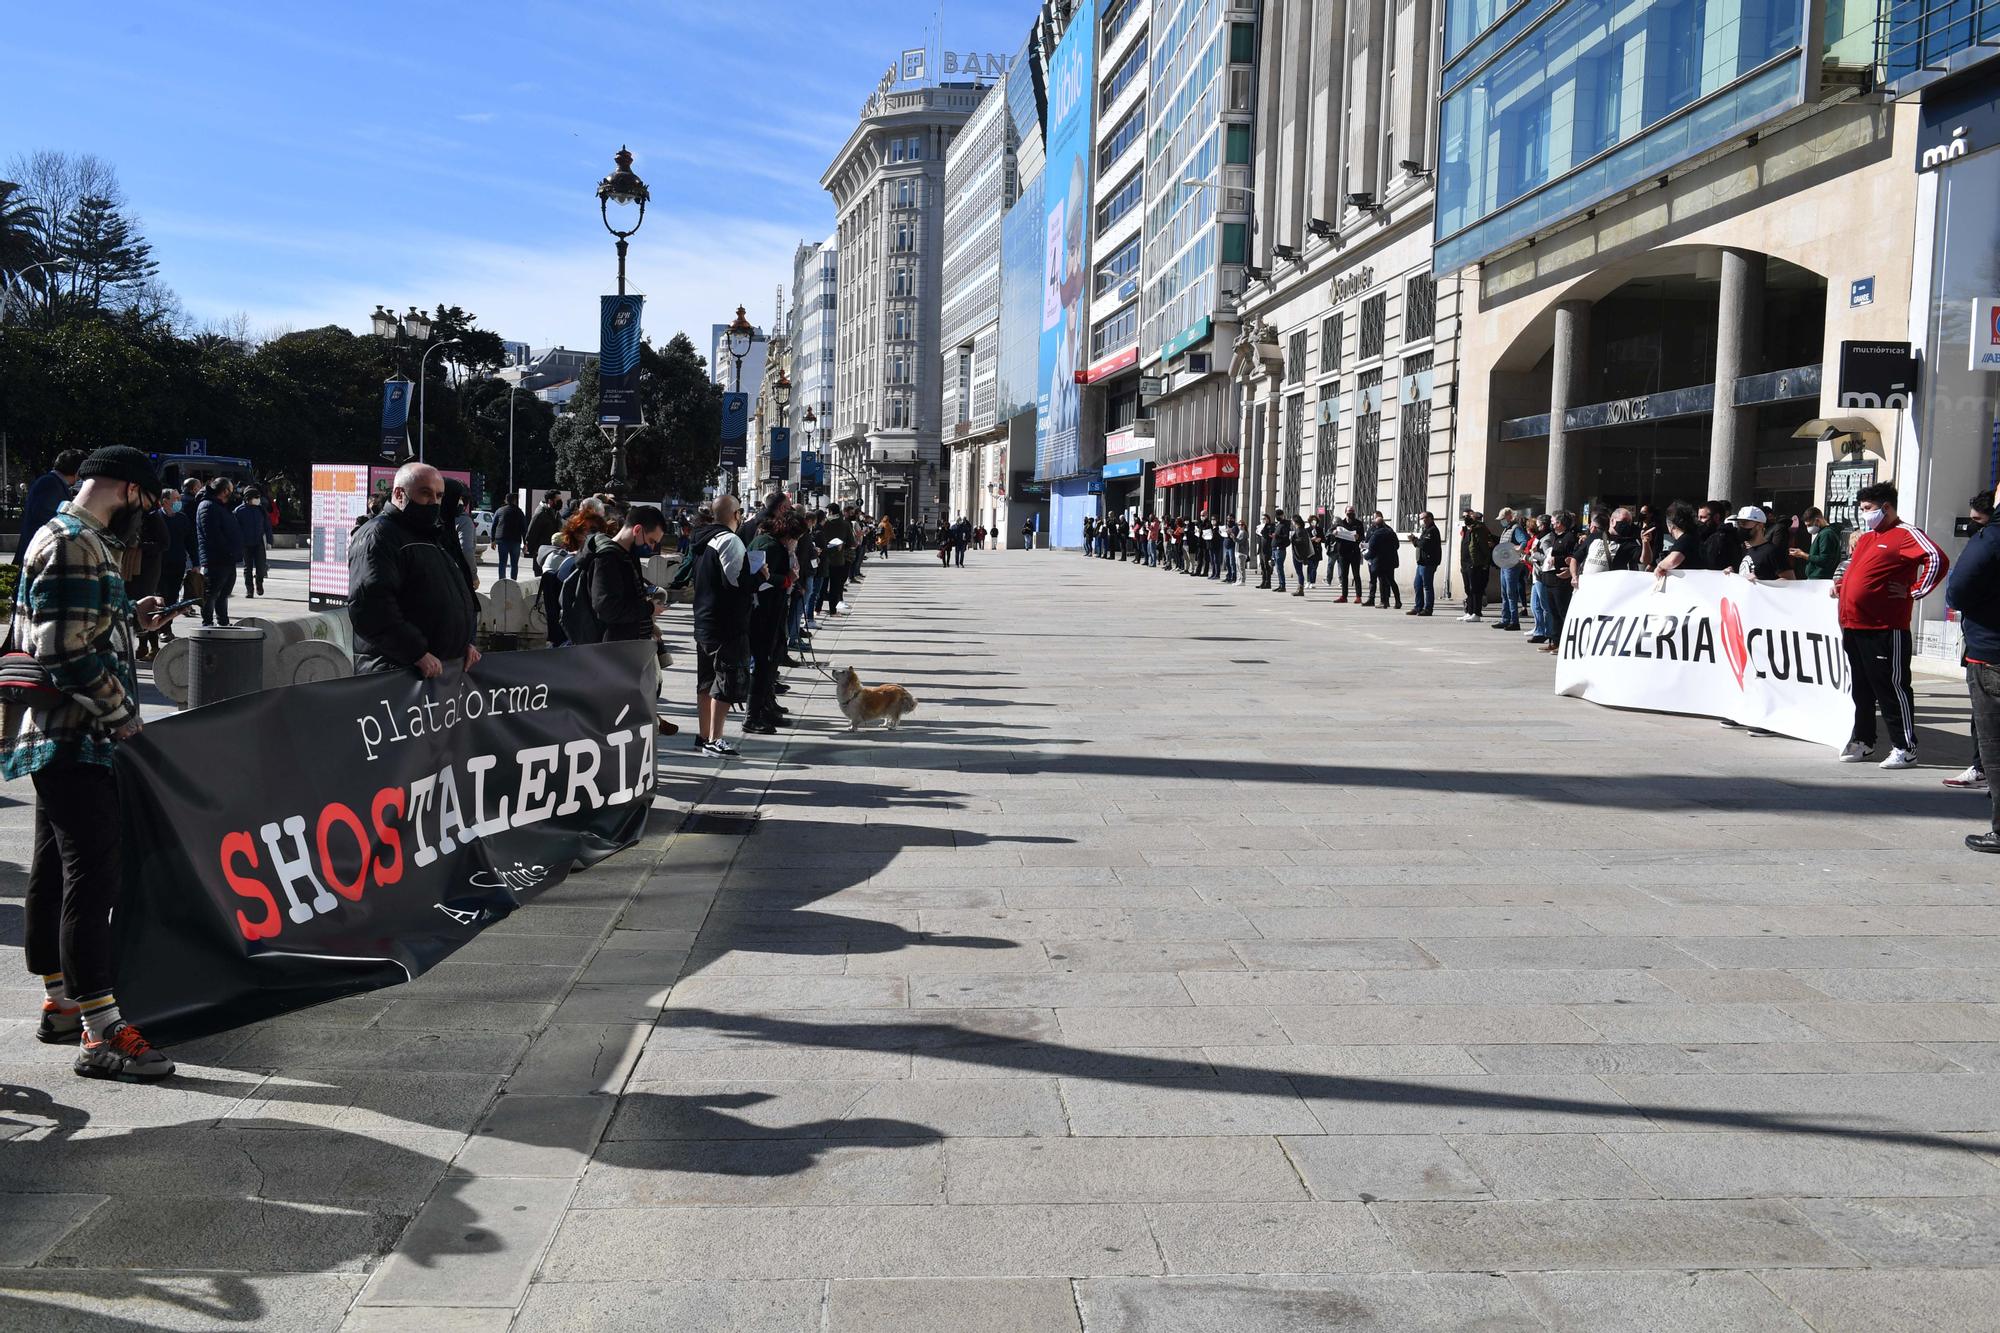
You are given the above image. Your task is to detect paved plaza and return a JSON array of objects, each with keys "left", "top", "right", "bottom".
[{"left": 4, "top": 549, "right": 2000, "bottom": 1330}]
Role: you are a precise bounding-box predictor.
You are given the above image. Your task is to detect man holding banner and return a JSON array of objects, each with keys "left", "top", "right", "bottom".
[
  {"left": 1833, "top": 482, "right": 1947, "bottom": 769},
  {"left": 1948, "top": 489, "right": 2000, "bottom": 852}
]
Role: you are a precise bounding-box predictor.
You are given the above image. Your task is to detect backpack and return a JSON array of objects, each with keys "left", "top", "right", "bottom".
[{"left": 558, "top": 548, "right": 603, "bottom": 644}]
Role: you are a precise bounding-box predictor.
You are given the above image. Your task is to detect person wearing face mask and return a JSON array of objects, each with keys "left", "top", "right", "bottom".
[
  {"left": 156, "top": 488, "right": 192, "bottom": 636},
  {"left": 1796, "top": 506, "right": 1845, "bottom": 580},
  {"left": 1944, "top": 491, "right": 1996, "bottom": 800},
  {"left": 194, "top": 476, "right": 245, "bottom": 626},
  {"left": 347, "top": 461, "right": 482, "bottom": 679},
  {"left": 6, "top": 446, "right": 190, "bottom": 1082},
  {"left": 1833, "top": 481, "right": 1948, "bottom": 768}
]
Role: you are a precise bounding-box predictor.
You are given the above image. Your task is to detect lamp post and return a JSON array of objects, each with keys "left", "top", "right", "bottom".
[
  {"left": 370, "top": 305, "right": 454, "bottom": 462},
  {"left": 803, "top": 405, "right": 819, "bottom": 504},
  {"left": 596, "top": 146, "right": 650, "bottom": 497},
  {"left": 772, "top": 371, "right": 791, "bottom": 494},
  {"left": 416, "top": 336, "right": 463, "bottom": 464},
  {"left": 723, "top": 305, "right": 754, "bottom": 496}
]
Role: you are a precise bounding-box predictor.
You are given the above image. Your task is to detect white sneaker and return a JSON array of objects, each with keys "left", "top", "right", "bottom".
[
  {"left": 1837, "top": 742, "right": 1874, "bottom": 763},
  {"left": 1458, "top": 613, "right": 1478, "bottom": 622},
  {"left": 1944, "top": 766, "right": 1989, "bottom": 791},
  {"left": 1879, "top": 747, "right": 1918, "bottom": 770}
]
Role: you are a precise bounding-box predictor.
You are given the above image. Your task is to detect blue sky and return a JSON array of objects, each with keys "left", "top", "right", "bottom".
[{"left": 4, "top": 0, "right": 1025, "bottom": 352}]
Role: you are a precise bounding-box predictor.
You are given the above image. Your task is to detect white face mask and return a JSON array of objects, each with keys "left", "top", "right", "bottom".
[{"left": 1860, "top": 507, "right": 1886, "bottom": 531}]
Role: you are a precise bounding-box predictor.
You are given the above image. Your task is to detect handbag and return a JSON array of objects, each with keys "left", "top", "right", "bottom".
[{"left": 0, "top": 603, "right": 63, "bottom": 710}]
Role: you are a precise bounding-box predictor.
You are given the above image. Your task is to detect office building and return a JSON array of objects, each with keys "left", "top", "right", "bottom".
[
  {"left": 941, "top": 75, "right": 1017, "bottom": 538},
  {"left": 824, "top": 79, "right": 992, "bottom": 529},
  {"left": 996, "top": 22, "right": 1054, "bottom": 544},
  {"left": 790, "top": 234, "right": 838, "bottom": 500}
]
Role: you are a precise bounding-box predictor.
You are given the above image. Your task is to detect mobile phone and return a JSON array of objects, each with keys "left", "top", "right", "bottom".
[{"left": 156, "top": 596, "right": 203, "bottom": 617}]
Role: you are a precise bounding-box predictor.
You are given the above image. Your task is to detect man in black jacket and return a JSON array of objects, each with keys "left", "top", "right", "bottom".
[
  {"left": 348, "top": 462, "right": 482, "bottom": 677},
  {"left": 491, "top": 496, "right": 528, "bottom": 581},
  {"left": 523, "top": 491, "right": 564, "bottom": 567},
  {"left": 690, "top": 495, "right": 752, "bottom": 756}
]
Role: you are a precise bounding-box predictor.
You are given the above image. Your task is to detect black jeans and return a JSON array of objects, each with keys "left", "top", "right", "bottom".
[
  {"left": 1463, "top": 567, "right": 1489, "bottom": 617},
  {"left": 1367, "top": 567, "right": 1401, "bottom": 607},
  {"left": 1337, "top": 551, "right": 1361, "bottom": 597},
  {"left": 202, "top": 562, "right": 236, "bottom": 626},
  {"left": 1845, "top": 627, "right": 1915, "bottom": 751},
  {"left": 24, "top": 760, "right": 123, "bottom": 1001},
  {"left": 1969, "top": 663, "right": 2000, "bottom": 831},
  {"left": 1541, "top": 577, "right": 1573, "bottom": 645}
]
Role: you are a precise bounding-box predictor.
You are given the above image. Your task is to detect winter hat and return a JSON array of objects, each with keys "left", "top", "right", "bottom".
[{"left": 76, "top": 446, "right": 162, "bottom": 498}]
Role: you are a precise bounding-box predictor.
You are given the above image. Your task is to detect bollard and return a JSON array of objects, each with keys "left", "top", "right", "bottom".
[{"left": 185, "top": 624, "right": 266, "bottom": 709}]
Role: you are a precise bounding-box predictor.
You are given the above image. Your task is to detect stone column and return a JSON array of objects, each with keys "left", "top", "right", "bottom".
[
  {"left": 1264, "top": 378, "right": 1283, "bottom": 517},
  {"left": 1237, "top": 384, "right": 1258, "bottom": 522},
  {"left": 1546, "top": 298, "right": 1590, "bottom": 514},
  {"left": 1708, "top": 248, "right": 1766, "bottom": 504}
]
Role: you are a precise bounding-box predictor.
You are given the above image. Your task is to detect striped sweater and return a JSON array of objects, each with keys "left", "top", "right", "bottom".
[{"left": 0, "top": 502, "right": 139, "bottom": 777}]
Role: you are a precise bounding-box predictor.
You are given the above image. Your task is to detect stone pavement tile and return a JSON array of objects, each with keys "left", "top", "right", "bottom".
[
  {"left": 0, "top": 1192, "right": 105, "bottom": 1266},
  {"left": 1365, "top": 969, "right": 1679, "bottom": 1005},
  {"left": 1787, "top": 968, "right": 2000, "bottom": 1002},
  {"left": 921, "top": 906, "right": 1260, "bottom": 941},
  {"left": 1924, "top": 1042, "right": 2000, "bottom": 1071},
  {"left": 944, "top": 1136, "right": 1307, "bottom": 1203},
  {"left": 1755, "top": 906, "right": 1925, "bottom": 935},
  {"left": 340, "top": 1310, "right": 515, "bottom": 1333},
  {"left": 221, "top": 1027, "right": 531, "bottom": 1074},
  {"left": 1507, "top": 1270, "right": 1812, "bottom": 1332},
  {"left": 844, "top": 942, "right": 1053, "bottom": 974},
  {"left": 546, "top": 984, "right": 673, "bottom": 1025},
  {"left": 359, "top": 1175, "right": 576, "bottom": 1308},
  {"left": 517, "top": 1279, "right": 825, "bottom": 1333},
  {"left": 1272, "top": 1003, "right": 1602, "bottom": 1046},
  {"left": 578, "top": 1138, "right": 943, "bottom": 1205},
  {"left": 602, "top": 1077, "right": 1058, "bottom": 1139},
  {"left": 406, "top": 961, "right": 577, "bottom": 1003},
  {"left": 1278, "top": 1133, "right": 1489, "bottom": 1201},
  {"left": 1790, "top": 1195, "right": 2000, "bottom": 1266},
  {"left": 634, "top": 1043, "right": 913, "bottom": 1082},
  {"left": 1603, "top": 1071, "right": 2000, "bottom": 1136},
  {"left": 1447, "top": 1132, "right": 1658, "bottom": 1199},
  {"left": 483, "top": 903, "right": 621, "bottom": 936},
  {"left": 1687, "top": 1041, "right": 1968, "bottom": 1074},
  {"left": 910, "top": 971, "right": 1190, "bottom": 1008},
  {"left": 1301, "top": 1074, "right": 1650, "bottom": 1136},
  {"left": 1229, "top": 939, "right": 1438, "bottom": 970},
  {"left": 45, "top": 1193, "right": 411, "bottom": 1272},
  {"left": 1056, "top": 1004, "right": 1287, "bottom": 1047},
  {"left": 0, "top": 1062, "right": 264, "bottom": 1128},
  {"left": 662, "top": 974, "right": 907, "bottom": 1010},
  {"left": 541, "top": 1203, "right": 1161, "bottom": 1279},
  {"left": 1178, "top": 971, "right": 1371, "bottom": 1005},
  {"left": 651, "top": 1004, "right": 1058, "bottom": 1050},
  {"left": 228, "top": 1069, "right": 504, "bottom": 1134},
  {"left": 1072, "top": 1273, "right": 1540, "bottom": 1332},
  {"left": 0, "top": 1273, "right": 364, "bottom": 1332},
  {"left": 449, "top": 1093, "right": 617, "bottom": 1178},
  {"left": 1758, "top": 1268, "right": 2000, "bottom": 1332},
  {"left": 1604, "top": 1130, "right": 2000, "bottom": 1198},
  {"left": 688, "top": 943, "right": 850, "bottom": 976},
  {"left": 1465, "top": 1043, "right": 1712, "bottom": 1074},
  {"left": 506, "top": 1022, "right": 650, "bottom": 1094},
  {"left": 1410, "top": 936, "right": 1700, "bottom": 969},
  {"left": 1652, "top": 969, "right": 1832, "bottom": 1003},
  {"left": 1371, "top": 1198, "right": 1856, "bottom": 1270},
  {"left": 373, "top": 998, "right": 555, "bottom": 1033},
  {"left": 1785, "top": 1001, "right": 2000, "bottom": 1042},
  {"left": 907, "top": 1041, "right": 1206, "bottom": 1080},
  {"left": 1565, "top": 905, "right": 1789, "bottom": 937},
  {"left": 577, "top": 945, "right": 693, "bottom": 987},
  {"left": 1042, "top": 940, "right": 1244, "bottom": 972},
  {"left": 1146, "top": 1201, "right": 1400, "bottom": 1274},
  {"left": 1671, "top": 936, "right": 1930, "bottom": 969},
  {"left": 449, "top": 929, "right": 602, "bottom": 966},
  {"left": 826, "top": 1277, "right": 1080, "bottom": 1333},
  {"left": 1061, "top": 1073, "right": 1321, "bottom": 1136},
  {"left": 1879, "top": 906, "right": 2000, "bottom": 935},
  {"left": 835, "top": 1078, "right": 1069, "bottom": 1136},
  {"left": 1569, "top": 1003, "right": 1825, "bottom": 1044},
  {"left": 1246, "top": 906, "right": 1592, "bottom": 938},
  {"left": 1002, "top": 885, "right": 1207, "bottom": 909},
  {"left": 1214, "top": 1043, "right": 1486, "bottom": 1078},
  {"left": 1901, "top": 936, "right": 2000, "bottom": 967}
]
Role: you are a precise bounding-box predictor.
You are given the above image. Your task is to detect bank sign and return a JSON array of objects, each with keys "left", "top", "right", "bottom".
[
  {"left": 1036, "top": 0, "right": 1096, "bottom": 483},
  {"left": 1974, "top": 298, "right": 2000, "bottom": 372}
]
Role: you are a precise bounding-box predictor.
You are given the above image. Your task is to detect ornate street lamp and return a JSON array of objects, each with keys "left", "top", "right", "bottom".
[
  {"left": 369, "top": 305, "right": 452, "bottom": 461},
  {"left": 726, "top": 306, "right": 754, "bottom": 390},
  {"left": 596, "top": 146, "right": 649, "bottom": 495}
]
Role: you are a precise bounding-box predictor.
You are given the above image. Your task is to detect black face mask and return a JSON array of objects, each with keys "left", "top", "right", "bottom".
[
  {"left": 402, "top": 500, "right": 442, "bottom": 533},
  {"left": 112, "top": 491, "right": 147, "bottom": 545},
  {"left": 1613, "top": 520, "right": 1638, "bottom": 541}
]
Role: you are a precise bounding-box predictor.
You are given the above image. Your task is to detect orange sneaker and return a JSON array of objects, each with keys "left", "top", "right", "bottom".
[{"left": 74, "top": 1022, "right": 174, "bottom": 1081}]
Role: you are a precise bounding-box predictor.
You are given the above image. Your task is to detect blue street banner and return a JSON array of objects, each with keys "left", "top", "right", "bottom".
[
  {"left": 801, "top": 450, "right": 823, "bottom": 487},
  {"left": 769, "top": 427, "right": 791, "bottom": 472},
  {"left": 720, "top": 392, "right": 749, "bottom": 468},
  {"left": 1036, "top": 0, "right": 1097, "bottom": 482},
  {"left": 380, "top": 380, "right": 412, "bottom": 460},
  {"left": 598, "top": 294, "right": 645, "bottom": 428}
]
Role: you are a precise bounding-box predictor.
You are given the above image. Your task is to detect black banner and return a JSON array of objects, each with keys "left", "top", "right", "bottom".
[
  {"left": 113, "top": 642, "right": 658, "bottom": 1043},
  {"left": 720, "top": 392, "right": 749, "bottom": 468},
  {"left": 598, "top": 294, "right": 645, "bottom": 428},
  {"left": 380, "top": 379, "right": 412, "bottom": 460}
]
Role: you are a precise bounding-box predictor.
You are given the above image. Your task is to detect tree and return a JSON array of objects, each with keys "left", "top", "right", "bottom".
[
  {"left": 56, "top": 193, "right": 157, "bottom": 316},
  {"left": 426, "top": 304, "right": 509, "bottom": 377},
  {"left": 0, "top": 179, "right": 43, "bottom": 307},
  {"left": 549, "top": 333, "right": 724, "bottom": 503}
]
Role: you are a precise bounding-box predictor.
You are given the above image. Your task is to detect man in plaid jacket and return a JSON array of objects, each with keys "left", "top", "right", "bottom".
[{"left": 4, "top": 446, "right": 189, "bottom": 1081}]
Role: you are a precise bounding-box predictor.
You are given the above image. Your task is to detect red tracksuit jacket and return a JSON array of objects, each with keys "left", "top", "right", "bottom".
[{"left": 1836, "top": 520, "right": 1948, "bottom": 631}]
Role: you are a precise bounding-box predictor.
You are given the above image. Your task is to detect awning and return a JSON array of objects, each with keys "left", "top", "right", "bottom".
[
  {"left": 1155, "top": 453, "right": 1239, "bottom": 488},
  {"left": 1102, "top": 458, "right": 1144, "bottom": 480}
]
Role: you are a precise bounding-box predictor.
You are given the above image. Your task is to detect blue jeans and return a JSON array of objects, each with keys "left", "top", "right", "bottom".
[
  {"left": 1413, "top": 563, "right": 1435, "bottom": 613},
  {"left": 496, "top": 539, "right": 520, "bottom": 582},
  {"left": 1224, "top": 545, "right": 1238, "bottom": 581},
  {"left": 1531, "top": 579, "right": 1550, "bottom": 638},
  {"left": 1273, "top": 552, "right": 1287, "bottom": 590},
  {"left": 1498, "top": 566, "right": 1523, "bottom": 627}
]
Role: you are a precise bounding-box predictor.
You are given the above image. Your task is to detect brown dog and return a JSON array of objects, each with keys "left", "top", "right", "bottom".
[{"left": 832, "top": 665, "right": 918, "bottom": 730}]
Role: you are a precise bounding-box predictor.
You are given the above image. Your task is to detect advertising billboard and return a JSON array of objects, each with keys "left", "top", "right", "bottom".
[{"left": 1035, "top": 0, "right": 1096, "bottom": 482}]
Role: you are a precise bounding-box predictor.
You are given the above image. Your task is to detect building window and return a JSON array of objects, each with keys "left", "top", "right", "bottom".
[
  {"left": 1283, "top": 395, "right": 1304, "bottom": 508},
  {"left": 1397, "top": 353, "right": 1434, "bottom": 528},
  {"left": 1095, "top": 236, "right": 1140, "bottom": 296},
  {"left": 1315, "top": 399, "right": 1339, "bottom": 510},
  {"left": 1091, "top": 300, "right": 1139, "bottom": 357},
  {"left": 1320, "top": 314, "right": 1341, "bottom": 373},
  {"left": 958, "top": 347, "right": 972, "bottom": 421},
  {"left": 893, "top": 310, "right": 909, "bottom": 340},
  {"left": 890, "top": 140, "right": 905, "bottom": 163},
  {"left": 907, "top": 136, "right": 922, "bottom": 160},
  {"left": 1099, "top": 106, "right": 1144, "bottom": 172},
  {"left": 1100, "top": 37, "right": 1148, "bottom": 110},
  {"left": 1404, "top": 271, "right": 1436, "bottom": 343},
  {"left": 1353, "top": 368, "right": 1383, "bottom": 515},
  {"left": 1104, "top": 0, "right": 1140, "bottom": 42},
  {"left": 1095, "top": 170, "right": 1143, "bottom": 233},
  {"left": 1230, "top": 21, "right": 1256, "bottom": 62},
  {"left": 897, "top": 180, "right": 913, "bottom": 208},
  {"left": 1226, "top": 124, "right": 1252, "bottom": 165},
  {"left": 1221, "top": 222, "right": 1248, "bottom": 265},
  {"left": 894, "top": 269, "right": 911, "bottom": 296},
  {"left": 1286, "top": 330, "right": 1308, "bottom": 384},
  {"left": 1359, "top": 292, "right": 1387, "bottom": 360}
]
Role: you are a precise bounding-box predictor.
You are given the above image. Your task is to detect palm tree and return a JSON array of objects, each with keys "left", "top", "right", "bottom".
[{"left": 0, "top": 180, "right": 46, "bottom": 322}]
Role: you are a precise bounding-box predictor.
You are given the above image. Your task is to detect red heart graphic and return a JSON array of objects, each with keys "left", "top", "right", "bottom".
[{"left": 1719, "top": 599, "right": 1748, "bottom": 690}]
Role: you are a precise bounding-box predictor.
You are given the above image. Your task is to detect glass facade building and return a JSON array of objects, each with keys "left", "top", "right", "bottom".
[{"left": 1435, "top": 0, "right": 1807, "bottom": 272}]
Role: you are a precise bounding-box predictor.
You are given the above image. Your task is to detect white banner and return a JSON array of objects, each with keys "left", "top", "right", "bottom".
[{"left": 1554, "top": 571, "right": 1852, "bottom": 748}]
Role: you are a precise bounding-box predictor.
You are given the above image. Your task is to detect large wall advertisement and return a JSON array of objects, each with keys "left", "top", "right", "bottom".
[{"left": 1035, "top": 0, "right": 1096, "bottom": 482}]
